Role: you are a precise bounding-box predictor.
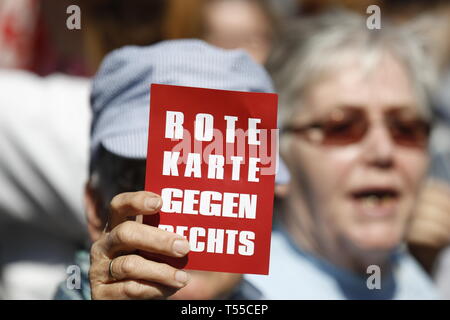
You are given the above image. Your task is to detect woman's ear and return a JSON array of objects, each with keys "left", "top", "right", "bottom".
[{"left": 84, "top": 181, "right": 105, "bottom": 242}]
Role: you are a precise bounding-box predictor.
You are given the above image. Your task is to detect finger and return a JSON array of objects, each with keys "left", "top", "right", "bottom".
[
  {"left": 412, "top": 216, "right": 450, "bottom": 236},
  {"left": 92, "top": 280, "right": 179, "bottom": 300},
  {"left": 419, "top": 189, "right": 450, "bottom": 210},
  {"left": 109, "top": 254, "right": 190, "bottom": 288},
  {"left": 414, "top": 203, "right": 450, "bottom": 229},
  {"left": 90, "top": 236, "right": 130, "bottom": 284},
  {"left": 106, "top": 221, "right": 190, "bottom": 258},
  {"left": 408, "top": 218, "right": 450, "bottom": 247},
  {"left": 108, "top": 191, "right": 162, "bottom": 231}
]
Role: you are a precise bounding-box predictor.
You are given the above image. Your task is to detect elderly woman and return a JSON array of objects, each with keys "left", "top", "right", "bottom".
[{"left": 245, "top": 11, "right": 440, "bottom": 299}]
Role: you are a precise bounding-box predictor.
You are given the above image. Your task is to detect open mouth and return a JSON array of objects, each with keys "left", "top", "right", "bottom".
[{"left": 349, "top": 188, "right": 401, "bottom": 217}]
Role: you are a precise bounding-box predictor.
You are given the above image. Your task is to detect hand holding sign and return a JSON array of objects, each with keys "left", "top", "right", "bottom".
[
  {"left": 89, "top": 191, "right": 191, "bottom": 300},
  {"left": 145, "top": 84, "right": 278, "bottom": 274},
  {"left": 89, "top": 190, "right": 243, "bottom": 300}
]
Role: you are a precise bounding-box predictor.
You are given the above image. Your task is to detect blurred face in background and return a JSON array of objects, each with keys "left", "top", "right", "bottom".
[
  {"left": 281, "top": 53, "right": 430, "bottom": 259},
  {"left": 202, "top": 0, "right": 274, "bottom": 64}
]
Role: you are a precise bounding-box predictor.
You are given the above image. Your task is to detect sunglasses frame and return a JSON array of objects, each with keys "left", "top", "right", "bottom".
[{"left": 282, "top": 107, "right": 432, "bottom": 149}]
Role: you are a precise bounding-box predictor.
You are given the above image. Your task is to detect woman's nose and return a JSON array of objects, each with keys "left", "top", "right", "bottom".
[{"left": 361, "top": 123, "right": 395, "bottom": 169}]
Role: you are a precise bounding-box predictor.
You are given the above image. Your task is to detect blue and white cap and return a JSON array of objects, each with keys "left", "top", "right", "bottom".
[{"left": 90, "top": 39, "right": 289, "bottom": 184}]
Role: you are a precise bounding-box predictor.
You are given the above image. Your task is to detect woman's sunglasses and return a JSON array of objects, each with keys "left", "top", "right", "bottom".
[{"left": 282, "top": 107, "right": 431, "bottom": 149}]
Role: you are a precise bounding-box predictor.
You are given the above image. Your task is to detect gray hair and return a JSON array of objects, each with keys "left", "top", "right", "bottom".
[{"left": 267, "top": 10, "right": 438, "bottom": 127}]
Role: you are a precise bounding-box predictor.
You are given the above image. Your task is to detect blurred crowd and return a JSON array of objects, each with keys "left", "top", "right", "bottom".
[{"left": 0, "top": 0, "right": 450, "bottom": 300}]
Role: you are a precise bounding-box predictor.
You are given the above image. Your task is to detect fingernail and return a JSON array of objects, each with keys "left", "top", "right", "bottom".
[
  {"left": 173, "top": 239, "right": 190, "bottom": 256},
  {"left": 145, "top": 197, "right": 161, "bottom": 210},
  {"left": 175, "top": 270, "right": 189, "bottom": 284}
]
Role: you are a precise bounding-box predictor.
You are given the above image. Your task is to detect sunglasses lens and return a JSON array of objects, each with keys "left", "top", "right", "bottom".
[
  {"left": 286, "top": 108, "right": 430, "bottom": 148},
  {"left": 388, "top": 118, "right": 430, "bottom": 148},
  {"left": 321, "top": 109, "right": 367, "bottom": 145}
]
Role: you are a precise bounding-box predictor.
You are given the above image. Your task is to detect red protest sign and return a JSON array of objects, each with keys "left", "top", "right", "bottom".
[{"left": 144, "top": 83, "right": 277, "bottom": 275}]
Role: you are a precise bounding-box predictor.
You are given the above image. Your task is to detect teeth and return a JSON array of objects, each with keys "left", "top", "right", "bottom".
[
  {"left": 361, "top": 195, "right": 394, "bottom": 208},
  {"left": 362, "top": 195, "right": 380, "bottom": 208}
]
